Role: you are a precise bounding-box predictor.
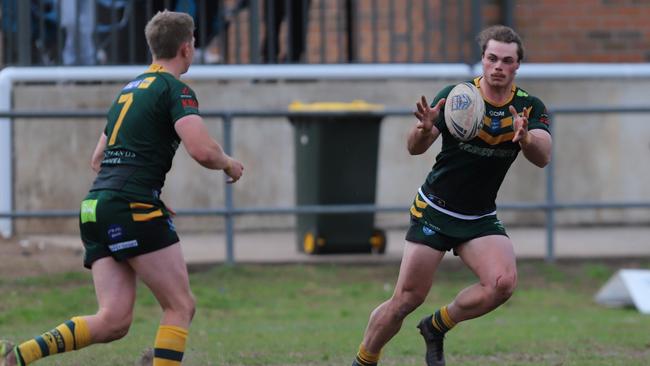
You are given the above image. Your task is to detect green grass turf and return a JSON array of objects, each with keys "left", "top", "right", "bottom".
[{"left": 1, "top": 260, "right": 649, "bottom": 365}]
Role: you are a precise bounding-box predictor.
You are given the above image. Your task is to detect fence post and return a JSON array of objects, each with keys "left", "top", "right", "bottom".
[
  {"left": 223, "top": 114, "right": 235, "bottom": 265},
  {"left": 249, "top": 0, "right": 260, "bottom": 64},
  {"left": 470, "top": 0, "right": 483, "bottom": 63},
  {"left": 501, "top": 0, "right": 515, "bottom": 28},
  {"left": 0, "top": 70, "right": 14, "bottom": 238},
  {"left": 17, "top": 1, "right": 32, "bottom": 65},
  {"left": 545, "top": 112, "right": 556, "bottom": 262}
]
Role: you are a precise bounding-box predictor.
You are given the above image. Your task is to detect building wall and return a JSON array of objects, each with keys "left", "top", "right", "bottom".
[
  {"left": 3, "top": 1, "right": 650, "bottom": 66},
  {"left": 224, "top": 0, "right": 650, "bottom": 63},
  {"left": 513, "top": 0, "right": 650, "bottom": 62}
]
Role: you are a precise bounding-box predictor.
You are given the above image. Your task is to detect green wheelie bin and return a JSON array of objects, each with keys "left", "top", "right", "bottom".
[{"left": 289, "top": 100, "right": 387, "bottom": 255}]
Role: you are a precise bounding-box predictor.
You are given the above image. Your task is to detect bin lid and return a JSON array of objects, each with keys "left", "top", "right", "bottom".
[{"left": 288, "top": 100, "right": 384, "bottom": 112}]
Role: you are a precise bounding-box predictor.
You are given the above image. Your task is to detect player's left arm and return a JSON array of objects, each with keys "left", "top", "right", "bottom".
[
  {"left": 510, "top": 100, "right": 552, "bottom": 168},
  {"left": 90, "top": 132, "right": 107, "bottom": 173}
]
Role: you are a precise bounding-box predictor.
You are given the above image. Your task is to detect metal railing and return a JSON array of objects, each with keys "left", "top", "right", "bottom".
[
  {"left": 1, "top": 106, "right": 650, "bottom": 264},
  {"left": 2, "top": 0, "right": 485, "bottom": 66}
]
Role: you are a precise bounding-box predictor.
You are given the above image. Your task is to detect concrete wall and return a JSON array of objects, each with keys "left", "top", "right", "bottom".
[{"left": 12, "top": 77, "right": 650, "bottom": 234}]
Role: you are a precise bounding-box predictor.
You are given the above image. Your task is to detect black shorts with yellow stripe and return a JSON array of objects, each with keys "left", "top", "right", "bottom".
[
  {"left": 79, "top": 190, "right": 179, "bottom": 269},
  {"left": 405, "top": 192, "right": 508, "bottom": 253}
]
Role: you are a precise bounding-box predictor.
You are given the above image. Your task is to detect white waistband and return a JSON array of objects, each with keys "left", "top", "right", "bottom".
[{"left": 417, "top": 188, "right": 497, "bottom": 220}]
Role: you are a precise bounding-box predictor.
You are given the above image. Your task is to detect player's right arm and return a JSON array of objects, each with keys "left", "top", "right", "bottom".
[
  {"left": 175, "top": 114, "right": 244, "bottom": 183},
  {"left": 90, "top": 133, "right": 107, "bottom": 173},
  {"left": 407, "top": 96, "right": 445, "bottom": 155}
]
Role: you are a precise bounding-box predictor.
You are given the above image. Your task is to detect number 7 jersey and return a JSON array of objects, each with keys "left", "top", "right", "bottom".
[{"left": 91, "top": 64, "right": 200, "bottom": 197}]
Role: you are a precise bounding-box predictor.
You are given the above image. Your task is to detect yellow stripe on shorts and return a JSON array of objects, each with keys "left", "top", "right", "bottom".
[
  {"left": 415, "top": 194, "right": 428, "bottom": 209},
  {"left": 129, "top": 202, "right": 155, "bottom": 209},
  {"left": 132, "top": 209, "right": 163, "bottom": 222},
  {"left": 410, "top": 205, "right": 423, "bottom": 218}
]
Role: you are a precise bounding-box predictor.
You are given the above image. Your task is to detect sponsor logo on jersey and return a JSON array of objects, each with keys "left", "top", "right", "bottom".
[
  {"left": 494, "top": 220, "right": 505, "bottom": 232},
  {"left": 421, "top": 219, "right": 442, "bottom": 232},
  {"left": 101, "top": 149, "right": 137, "bottom": 165},
  {"left": 490, "top": 117, "right": 501, "bottom": 132},
  {"left": 422, "top": 225, "right": 436, "bottom": 236},
  {"left": 458, "top": 142, "right": 518, "bottom": 158},
  {"left": 539, "top": 108, "right": 550, "bottom": 125},
  {"left": 488, "top": 110, "right": 505, "bottom": 117},
  {"left": 80, "top": 199, "right": 98, "bottom": 223},
  {"left": 107, "top": 224, "right": 124, "bottom": 241},
  {"left": 102, "top": 157, "right": 122, "bottom": 164},
  {"left": 427, "top": 194, "right": 446, "bottom": 208},
  {"left": 123, "top": 76, "right": 156, "bottom": 91},
  {"left": 108, "top": 240, "right": 139, "bottom": 252},
  {"left": 181, "top": 99, "right": 198, "bottom": 109},
  {"left": 167, "top": 218, "right": 176, "bottom": 232},
  {"left": 104, "top": 149, "right": 136, "bottom": 158},
  {"left": 180, "top": 88, "right": 193, "bottom": 98}
]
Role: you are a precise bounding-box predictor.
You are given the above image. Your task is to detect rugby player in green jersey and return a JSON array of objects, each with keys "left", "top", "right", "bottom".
[
  {"left": 351, "top": 25, "right": 552, "bottom": 366},
  {"left": 1, "top": 10, "right": 243, "bottom": 366}
]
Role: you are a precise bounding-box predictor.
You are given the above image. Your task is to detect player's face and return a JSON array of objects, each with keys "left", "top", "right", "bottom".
[{"left": 481, "top": 40, "right": 520, "bottom": 88}]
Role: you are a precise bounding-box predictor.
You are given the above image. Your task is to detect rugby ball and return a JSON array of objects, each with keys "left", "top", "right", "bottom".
[{"left": 443, "top": 82, "right": 485, "bottom": 141}]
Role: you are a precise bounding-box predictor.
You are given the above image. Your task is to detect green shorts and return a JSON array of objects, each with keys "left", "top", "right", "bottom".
[
  {"left": 78, "top": 190, "right": 179, "bottom": 269},
  {"left": 405, "top": 192, "right": 508, "bottom": 253}
]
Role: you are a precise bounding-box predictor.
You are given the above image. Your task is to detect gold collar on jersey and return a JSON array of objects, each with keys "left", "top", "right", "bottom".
[
  {"left": 146, "top": 64, "right": 168, "bottom": 73},
  {"left": 473, "top": 76, "right": 517, "bottom": 107}
]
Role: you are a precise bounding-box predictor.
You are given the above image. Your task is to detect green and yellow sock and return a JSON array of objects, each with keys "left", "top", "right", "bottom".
[
  {"left": 354, "top": 344, "right": 380, "bottom": 366},
  {"left": 16, "top": 316, "right": 91, "bottom": 365},
  {"left": 431, "top": 305, "right": 457, "bottom": 334},
  {"left": 153, "top": 325, "right": 188, "bottom": 366}
]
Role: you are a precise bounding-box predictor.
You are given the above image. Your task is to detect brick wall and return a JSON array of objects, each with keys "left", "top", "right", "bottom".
[
  {"left": 514, "top": 0, "right": 650, "bottom": 62},
  {"left": 222, "top": 0, "right": 650, "bottom": 64},
  {"left": 3, "top": 0, "right": 649, "bottom": 66}
]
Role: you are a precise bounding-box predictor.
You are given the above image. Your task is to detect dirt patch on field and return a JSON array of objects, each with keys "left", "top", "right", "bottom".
[{"left": 0, "top": 236, "right": 85, "bottom": 278}]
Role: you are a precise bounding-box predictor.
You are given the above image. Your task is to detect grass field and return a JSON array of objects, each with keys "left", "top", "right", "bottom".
[{"left": 1, "top": 260, "right": 650, "bottom": 366}]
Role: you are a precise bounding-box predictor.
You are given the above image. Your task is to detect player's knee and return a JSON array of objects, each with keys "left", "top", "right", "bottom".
[
  {"left": 493, "top": 273, "right": 517, "bottom": 303},
  {"left": 107, "top": 322, "right": 131, "bottom": 341},
  {"left": 166, "top": 292, "right": 196, "bottom": 322},
  {"left": 176, "top": 296, "right": 196, "bottom": 321},
  {"left": 98, "top": 310, "right": 132, "bottom": 341},
  {"left": 391, "top": 290, "right": 426, "bottom": 319}
]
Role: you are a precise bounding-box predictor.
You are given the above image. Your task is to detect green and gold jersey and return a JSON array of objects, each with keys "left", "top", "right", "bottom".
[
  {"left": 422, "top": 77, "right": 551, "bottom": 216},
  {"left": 91, "top": 64, "right": 200, "bottom": 197}
]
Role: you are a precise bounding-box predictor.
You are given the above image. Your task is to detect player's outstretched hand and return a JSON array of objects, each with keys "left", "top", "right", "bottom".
[
  {"left": 510, "top": 105, "right": 530, "bottom": 144},
  {"left": 224, "top": 158, "right": 244, "bottom": 184},
  {"left": 414, "top": 96, "right": 445, "bottom": 134}
]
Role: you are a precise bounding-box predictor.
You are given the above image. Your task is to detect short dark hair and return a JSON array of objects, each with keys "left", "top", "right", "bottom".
[
  {"left": 145, "top": 10, "right": 195, "bottom": 60},
  {"left": 477, "top": 25, "right": 524, "bottom": 62}
]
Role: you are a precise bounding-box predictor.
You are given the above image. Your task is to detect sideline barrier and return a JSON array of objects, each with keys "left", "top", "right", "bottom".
[{"left": 2, "top": 64, "right": 650, "bottom": 263}]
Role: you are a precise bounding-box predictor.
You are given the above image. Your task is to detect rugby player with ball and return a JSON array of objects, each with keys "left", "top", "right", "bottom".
[{"left": 351, "top": 25, "right": 552, "bottom": 366}]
